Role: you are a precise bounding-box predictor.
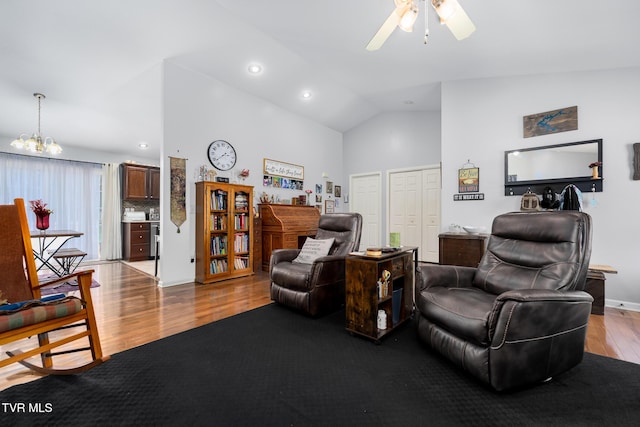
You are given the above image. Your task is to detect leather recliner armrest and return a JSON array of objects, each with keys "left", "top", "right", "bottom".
[
  {"left": 416, "top": 264, "right": 477, "bottom": 292},
  {"left": 269, "top": 249, "right": 300, "bottom": 273},
  {"left": 488, "top": 289, "right": 594, "bottom": 348},
  {"left": 309, "top": 255, "right": 347, "bottom": 287}
]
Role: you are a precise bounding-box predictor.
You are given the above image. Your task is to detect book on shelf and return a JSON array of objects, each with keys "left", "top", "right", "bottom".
[
  {"left": 210, "top": 235, "right": 228, "bottom": 255},
  {"left": 210, "top": 214, "right": 227, "bottom": 231},
  {"left": 211, "top": 190, "right": 228, "bottom": 210},
  {"left": 233, "top": 233, "right": 249, "bottom": 252},
  {"left": 234, "top": 256, "right": 249, "bottom": 270},
  {"left": 234, "top": 192, "right": 249, "bottom": 211}
]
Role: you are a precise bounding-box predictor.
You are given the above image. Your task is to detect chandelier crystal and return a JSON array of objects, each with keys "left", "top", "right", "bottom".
[{"left": 10, "top": 93, "right": 62, "bottom": 155}]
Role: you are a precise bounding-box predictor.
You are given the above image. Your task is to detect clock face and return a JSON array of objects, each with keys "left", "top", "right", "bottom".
[{"left": 207, "top": 140, "right": 237, "bottom": 171}]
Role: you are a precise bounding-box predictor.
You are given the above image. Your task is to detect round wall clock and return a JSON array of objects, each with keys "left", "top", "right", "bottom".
[{"left": 207, "top": 140, "right": 237, "bottom": 171}]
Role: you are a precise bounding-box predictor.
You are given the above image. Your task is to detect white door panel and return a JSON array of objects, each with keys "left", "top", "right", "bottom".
[{"left": 350, "top": 173, "right": 382, "bottom": 251}]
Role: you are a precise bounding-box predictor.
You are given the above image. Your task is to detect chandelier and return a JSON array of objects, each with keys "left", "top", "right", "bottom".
[{"left": 10, "top": 93, "right": 62, "bottom": 155}]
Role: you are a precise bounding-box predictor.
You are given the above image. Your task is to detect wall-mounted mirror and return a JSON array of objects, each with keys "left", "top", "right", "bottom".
[{"left": 504, "top": 139, "right": 602, "bottom": 196}]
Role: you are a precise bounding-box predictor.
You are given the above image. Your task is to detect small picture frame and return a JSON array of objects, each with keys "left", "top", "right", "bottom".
[
  {"left": 326, "top": 181, "right": 333, "bottom": 194},
  {"left": 334, "top": 185, "right": 341, "bottom": 198},
  {"left": 325, "top": 199, "right": 335, "bottom": 214}
]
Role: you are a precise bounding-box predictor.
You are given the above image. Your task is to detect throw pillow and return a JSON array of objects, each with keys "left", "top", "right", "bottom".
[{"left": 292, "top": 237, "right": 335, "bottom": 264}]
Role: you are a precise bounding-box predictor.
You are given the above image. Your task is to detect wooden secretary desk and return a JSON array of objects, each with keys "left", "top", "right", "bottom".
[{"left": 259, "top": 204, "right": 320, "bottom": 271}]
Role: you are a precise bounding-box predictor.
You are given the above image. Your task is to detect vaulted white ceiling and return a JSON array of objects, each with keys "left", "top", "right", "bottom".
[{"left": 1, "top": 0, "right": 639, "bottom": 159}]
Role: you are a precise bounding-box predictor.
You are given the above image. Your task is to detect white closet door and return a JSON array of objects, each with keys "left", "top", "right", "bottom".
[
  {"left": 349, "top": 173, "right": 382, "bottom": 251},
  {"left": 421, "top": 168, "right": 441, "bottom": 263},
  {"left": 389, "top": 170, "right": 422, "bottom": 248}
]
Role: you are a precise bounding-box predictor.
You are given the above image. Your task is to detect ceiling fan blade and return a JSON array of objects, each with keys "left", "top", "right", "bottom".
[
  {"left": 366, "top": 8, "right": 402, "bottom": 51},
  {"left": 444, "top": 6, "right": 475, "bottom": 40},
  {"left": 432, "top": 0, "right": 475, "bottom": 40}
]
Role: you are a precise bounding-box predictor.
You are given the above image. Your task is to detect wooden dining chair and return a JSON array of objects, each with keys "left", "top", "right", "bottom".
[{"left": 0, "top": 198, "right": 109, "bottom": 375}]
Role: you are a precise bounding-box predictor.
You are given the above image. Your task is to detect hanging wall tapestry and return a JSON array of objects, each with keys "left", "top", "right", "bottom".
[
  {"left": 523, "top": 106, "right": 578, "bottom": 138},
  {"left": 170, "top": 156, "right": 187, "bottom": 233}
]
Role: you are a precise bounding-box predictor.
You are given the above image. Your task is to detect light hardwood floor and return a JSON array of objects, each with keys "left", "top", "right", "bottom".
[{"left": 1, "top": 261, "right": 639, "bottom": 391}]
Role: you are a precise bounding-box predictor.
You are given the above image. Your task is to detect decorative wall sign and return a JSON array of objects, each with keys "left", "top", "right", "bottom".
[
  {"left": 263, "top": 158, "right": 304, "bottom": 180},
  {"left": 523, "top": 106, "right": 578, "bottom": 138},
  {"left": 454, "top": 193, "right": 485, "bottom": 201},
  {"left": 458, "top": 167, "right": 479, "bottom": 193}
]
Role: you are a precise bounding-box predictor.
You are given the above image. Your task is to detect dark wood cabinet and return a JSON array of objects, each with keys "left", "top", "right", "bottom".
[
  {"left": 122, "top": 163, "right": 160, "bottom": 200},
  {"left": 253, "top": 217, "right": 262, "bottom": 273},
  {"left": 346, "top": 249, "right": 415, "bottom": 342},
  {"left": 123, "top": 222, "right": 150, "bottom": 261},
  {"left": 439, "top": 232, "right": 488, "bottom": 267}
]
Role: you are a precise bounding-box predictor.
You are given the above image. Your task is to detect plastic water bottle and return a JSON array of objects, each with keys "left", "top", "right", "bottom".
[{"left": 377, "top": 310, "right": 387, "bottom": 330}]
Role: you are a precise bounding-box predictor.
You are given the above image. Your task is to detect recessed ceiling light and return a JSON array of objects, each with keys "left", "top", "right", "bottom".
[
  {"left": 248, "top": 64, "right": 263, "bottom": 74},
  {"left": 138, "top": 143, "right": 149, "bottom": 149},
  {"left": 404, "top": 100, "right": 414, "bottom": 105},
  {"left": 301, "top": 90, "right": 312, "bottom": 100}
]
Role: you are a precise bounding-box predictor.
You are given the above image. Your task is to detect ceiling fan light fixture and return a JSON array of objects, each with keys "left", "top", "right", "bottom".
[{"left": 398, "top": 4, "right": 419, "bottom": 32}]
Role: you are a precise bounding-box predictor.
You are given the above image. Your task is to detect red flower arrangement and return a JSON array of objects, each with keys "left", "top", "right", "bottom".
[
  {"left": 29, "top": 199, "right": 53, "bottom": 215},
  {"left": 239, "top": 169, "right": 250, "bottom": 178}
]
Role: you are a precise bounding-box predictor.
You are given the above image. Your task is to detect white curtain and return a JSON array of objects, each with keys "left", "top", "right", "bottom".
[
  {"left": 0, "top": 152, "right": 102, "bottom": 260},
  {"left": 100, "top": 163, "right": 122, "bottom": 260}
]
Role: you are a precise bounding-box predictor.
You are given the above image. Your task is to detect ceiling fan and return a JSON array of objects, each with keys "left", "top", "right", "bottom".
[{"left": 366, "top": 0, "right": 475, "bottom": 51}]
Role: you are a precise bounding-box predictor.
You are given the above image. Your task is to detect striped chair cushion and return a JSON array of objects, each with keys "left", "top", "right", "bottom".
[{"left": 0, "top": 296, "right": 83, "bottom": 333}]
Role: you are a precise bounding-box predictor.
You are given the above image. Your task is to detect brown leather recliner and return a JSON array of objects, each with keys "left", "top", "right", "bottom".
[
  {"left": 270, "top": 213, "right": 363, "bottom": 316},
  {"left": 415, "top": 211, "right": 593, "bottom": 391}
]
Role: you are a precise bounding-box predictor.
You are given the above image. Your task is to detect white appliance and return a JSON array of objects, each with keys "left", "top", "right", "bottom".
[{"left": 123, "top": 211, "right": 146, "bottom": 222}]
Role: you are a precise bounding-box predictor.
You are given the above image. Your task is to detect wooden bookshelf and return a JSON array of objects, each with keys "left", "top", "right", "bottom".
[{"left": 195, "top": 181, "right": 254, "bottom": 284}]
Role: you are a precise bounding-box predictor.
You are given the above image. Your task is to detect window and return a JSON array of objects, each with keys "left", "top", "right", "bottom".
[{"left": 0, "top": 152, "right": 102, "bottom": 260}]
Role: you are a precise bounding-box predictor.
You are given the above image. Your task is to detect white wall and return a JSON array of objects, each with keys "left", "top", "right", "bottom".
[
  {"left": 440, "top": 67, "right": 640, "bottom": 308},
  {"left": 160, "top": 61, "right": 343, "bottom": 286},
  {"left": 343, "top": 110, "right": 441, "bottom": 237}
]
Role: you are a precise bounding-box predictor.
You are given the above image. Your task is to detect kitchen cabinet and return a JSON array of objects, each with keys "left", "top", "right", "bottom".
[
  {"left": 122, "top": 163, "right": 160, "bottom": 200},
  {"left": 123, "top": 222, "right": 150, "bottom": 261}
]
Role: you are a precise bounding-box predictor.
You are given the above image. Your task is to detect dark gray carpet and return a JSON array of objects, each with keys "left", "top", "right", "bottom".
[{"left": 1, "top": 303, "right": 639, "bottom": 426}]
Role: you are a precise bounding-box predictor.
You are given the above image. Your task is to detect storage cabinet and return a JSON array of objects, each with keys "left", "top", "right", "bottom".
[
  {"left": 195, "top": 181, "right": 254, "bottom": 284},
  {"left": 253, "top": 217, "right": 262, "bottom": 273},
  {"left": 122, "top": 163, "right": 160, "bottom": 200},
  {"left": 123, "top": 222, "right": 150, "bottom": 261},
  {"left": 345, "top": 249, "right": 415, "bottom": 342},
  {"left": 438, "top": 232, "right": 488, "bottom": 267}
]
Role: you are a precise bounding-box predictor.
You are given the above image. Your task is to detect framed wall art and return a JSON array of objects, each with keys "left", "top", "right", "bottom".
[{"left": 324, "top": 199, "right": 335, "bottom": 214}]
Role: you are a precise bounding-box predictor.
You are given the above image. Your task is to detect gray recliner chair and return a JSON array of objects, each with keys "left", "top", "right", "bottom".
[
  {"left": 415, "top": 211, "right": 593, "bottom": 391},
  {"left": 270, "top": 212, "right": 363, "bottom": 317}
]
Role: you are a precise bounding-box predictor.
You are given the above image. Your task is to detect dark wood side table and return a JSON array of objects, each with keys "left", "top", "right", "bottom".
[
  {"left": 586, "top": 264, "right": 617, "bottom": 315},
  {"left": 438, "top": 232, "right": 488, "bottom": 267},
  {"left": 346, "top": 247, "right": 417, "bottom": 343}
]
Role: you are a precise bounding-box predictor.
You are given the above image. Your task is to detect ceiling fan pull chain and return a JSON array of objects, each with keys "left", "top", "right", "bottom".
[{"left": 423, "top": 0, "right": 429, "bottom": 44}]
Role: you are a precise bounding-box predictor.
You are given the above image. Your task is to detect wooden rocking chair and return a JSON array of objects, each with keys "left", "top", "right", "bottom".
[{"left": 0, "top": 198, "right": 108, "bottom": 375}]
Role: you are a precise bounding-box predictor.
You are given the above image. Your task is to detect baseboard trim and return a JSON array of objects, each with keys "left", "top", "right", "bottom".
[{"left": 605, "top": 299, "right": 640, "bottom": 312}]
